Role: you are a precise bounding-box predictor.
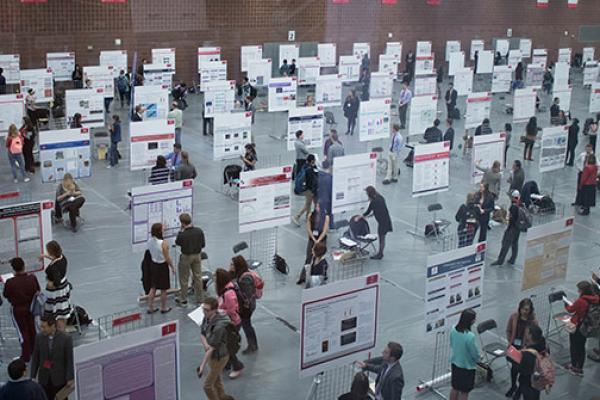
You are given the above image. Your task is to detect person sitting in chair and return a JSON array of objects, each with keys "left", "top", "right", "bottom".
[{"left": 55, "top": 173, "right": 85, "bottom": 232}]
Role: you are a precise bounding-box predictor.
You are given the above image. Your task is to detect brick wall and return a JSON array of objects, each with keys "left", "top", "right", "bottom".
[{"left": 0, "top": 0, "right": 597, "bottom": 83}]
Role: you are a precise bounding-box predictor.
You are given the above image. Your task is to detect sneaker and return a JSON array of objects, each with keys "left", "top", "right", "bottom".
[
  {"left": 106, "top": 165, "right": 113, "bottom": 169},
  {"left": 13, "top": 179, "right": 18, "bottom": 183},
  {"left": 571, "top": 367, "right": 584, "bottom": 377},
  {"left": 507, "top": 259, "right": 516, "bottom": 265},
  {"left": 292, "top": 216, "right": 300, "bottom": 226},
  {"left": 229, "top": 369, "right": 243, "bottom": 379},
  {"left": 175, "top": 298, "right": 188, "bottom": 308},
  {"left": 391, "top": 178, "right": 398, "bottom": 183},
  {"left": 490, "top": 260, "right": 503, "bottom": 266},
  {"left": 24, "top": 177, "right": 30, "bottom": 182},
  {"left": 382, "top": 180, "right": 391, "bottom": 185}
]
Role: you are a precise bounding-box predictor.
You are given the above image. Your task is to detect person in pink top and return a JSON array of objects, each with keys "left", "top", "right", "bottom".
[{"left": 215, "top": 268, "right": 244, "bottom": 379}]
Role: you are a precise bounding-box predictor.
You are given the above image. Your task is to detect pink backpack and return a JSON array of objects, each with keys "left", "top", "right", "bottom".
[
  {"left": 530, "top": 350, "right": 555, "bottom": 392},
  {"left": 9, "top": 136, "right": 23, "bottom": 154},
  {"left": 242, "top": 270, "right": 264, "bottom": 299}
]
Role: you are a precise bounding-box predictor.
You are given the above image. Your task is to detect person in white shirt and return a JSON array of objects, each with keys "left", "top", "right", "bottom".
[
  {"left": 383, "top": 124, "right": 404, "bottom": 185},
  {"left": 167, "top": 102, "right": 183, "bottom": 145}
]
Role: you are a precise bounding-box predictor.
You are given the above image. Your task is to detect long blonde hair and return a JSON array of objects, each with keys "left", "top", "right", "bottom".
[
  {"left": 8, "top": 124, "right": 19, "bottom": 138},
  {"left": 62, "top": 173, "right": 76, "bottom": 191}
]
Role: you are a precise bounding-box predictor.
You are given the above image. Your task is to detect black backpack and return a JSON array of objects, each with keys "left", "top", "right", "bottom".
[
  {"left": 273, "top": 253, "right": 289, "bottom": 274},
  {"left": 68, "top": 305, "right": 92, "bottom": 326},
  {"left": 517, "top": 206, "right": 532, "bottom": 232}
]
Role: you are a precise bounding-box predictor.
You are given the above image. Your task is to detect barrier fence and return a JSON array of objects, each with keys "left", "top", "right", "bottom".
[
  {"left": 416, "top": 330, "right": 452, "bottom": 399},
  {"left": 96, "top": 307, "right": 149, "bottom": 340},
  {"left": 306, "top": 364, "right": 357, "bottom": 400}
]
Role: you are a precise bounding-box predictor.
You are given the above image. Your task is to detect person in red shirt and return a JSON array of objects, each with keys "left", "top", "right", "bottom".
[
  {"left": 2, "top": 257, "right": 41, "bottom": 362},
  {"left": 577, "top": 154, "right": 598, "bottom": 215}
]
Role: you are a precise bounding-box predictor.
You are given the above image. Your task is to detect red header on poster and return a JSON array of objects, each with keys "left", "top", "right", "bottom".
[
  {"left": 567, "top": 0, "right": 577, "bottom": 8},
  {"left": 427, "top": 0, "right": 441, "bottom": 5},
  {"left": 101, "top": 0, "right": 127, "bottom": 3},
  {"left": 536, "top": 0, "right": 549, "bottom": 8},
  {"left": 382, "top": 0, "right": 397, "bottom": 4},
  {"left": 20, "top": 0, "right": 47, "bottom": 3},
  {"left": 332, "top": 0, "right": 350, "bottom": 3}
]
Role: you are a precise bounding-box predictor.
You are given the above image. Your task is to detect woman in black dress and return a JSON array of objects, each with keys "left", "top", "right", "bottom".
[
  {"left": 41, "top": 240, "right": 71, "bottom": 332},
  {"left": 359, "top": 186, "right": 392, "bottom": 260},
  {"left": 146, "top": 223, "right": 175, "bottom": 314}
]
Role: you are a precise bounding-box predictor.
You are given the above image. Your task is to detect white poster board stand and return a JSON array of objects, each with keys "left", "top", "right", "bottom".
[
  {"left": 298, "top": 57, "right": 321, "bottom": 86},
  {"left": 417, "top": 41, "right": 432, "bottom": 57},
  {"left": 316, "top": 74, "right": 342, "bottom": 107},
  {"left": 513, "top": 88, "right": 537, "bottom": 123},
  {"left": 476, "top": 50, "right": 494, "bottom": 74},
  {"left": 358, "top": 98, "right": 391, "bottom": 142},
  {"left": 412, "top": 141, "right": 450, "bottom": 197},
  {"left": 558, "top": 48, "right": 572, "bottom": 65},
  {"left": 0, "top": 94, "right": 25, "bottom": 136},
  {"left": 369, "top": 72, "right": 393, "bottom": 99},
  {"left": 470, "top": 39, "right": 485, "bottom": 60},
  {"left": 409, "top": 94, "right": 438, "bottom": 136},
  {"left": 414, "top": 75, "right": 437, "bottom": 96},
  {"left": 213, "top": 111, "right": 253, "bottom": 160},
  {"left": 39, "top": 128, "right": 91, "bottom": 183},
  {"left": 0, "top": 54, "right": 20, "bottom": 84},
  {"left": 279, "top": 44, "right": 300, "bottom": 69},
  {"left": 99, "top": 50, "right": 127, "bottom": 77},
  {"left": 532, "top": 49, "right": 548, "bottom": 69},
  {"left": 454, "top": 67, "right": 473, "bottom": 96},
  {"left": 385, "top": 42, "right": 403, "bottom": 63},
  {"left": 332, "top": 153, "right": 377, "bottom": 214},
  {"left": 445, "top": 41, "right": 461, "bottom": 62},
  {"left": 20, "top": 69, "right": 54, "bottom": 103},
  {"left": 46, "top": 52, "right": 75, "bottom": 82},
  {"left": 448, "top": 51, "right": 465, "bottom": 76},
  {"left": 539, "top": 126, "right": 568, "bottom": 173},
  {"left": 133, "top": 85, "right": 169, "bottom": 120},
  {"left": 519, "top": 39, "right": 532, "bottom": 58},
  {"left": 197, "top": 47, "right": 221, "bottom": 68},
  {"left": 248, "top": 59, "right": 272, "bottom": 87},
  {"left": 553, "top": 62, "right": 570, "bottom": 90},
  {"left": 525, "top": 64, "right": 544, "bottom": 88},
  {"left": 199, "top": 61, "right": 228, "bottom": 91},
  {"left": 339, "top": 55, "right": 361, "bottom": 83},
  {"left": 583, "top": 62, "right": 599, "bottom": 86},
  {"left": 83, "top": 65, "right": 115, "bottom": 98},
  {"left": 415, "top": 54, "right": 435, "bottom": 76},
  {"left": 240, "top": 45, "right": 262, "bottom": 72},
  {"left": 379, "top": 54, "right": 398, "bottom": 78},
  {"left": 583, "top": 47, "right": 595, "bottom": 64},
  {"left": 553, "top": 86, "right": 572, "bottom": 111},
  {"left": 65, "top": 88, "right": 105, "bottom": 128},
  {"left": 143, "top": 63, "right": 173, "bottom": 87},
  {"left": 508, "top": 49, "right": 522, "bottom": 69},
  {"left": 287, "top": 106, "right": 324, "bottom": 151},
  {"left": 268, "top": 77, "right": 297, "bottom": 112},
  {"left": 465, "top": 92, "right": 492, "bottom": 129},
  {"left": 590, "top": 83, "right": 600, "bottom": 114},
  {"left": 152, "top": 48, "right": 176, "bottom": 72},
  {"left": 129, "top": 119, "right": 175, "bottom": 171},
  {"left": 353, "top": 43, "right": 370, "bottom": 59},
  {"left": 491, "top": 65, "right": 512, "bottom": 93},
  {"left": 471, "top": 133, "right": 506, "bottom": 184},
  {"left": 203, "top": 80, "right": 236, "bottom": 118},
  {"left": 495, "top": 39, "right": 510, "bottom": 56},
  {"left": 318, "top": 43, "right": 337, "bottom": 68}
]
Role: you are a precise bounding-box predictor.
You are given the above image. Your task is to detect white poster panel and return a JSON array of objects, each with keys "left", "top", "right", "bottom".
[
  {"left": 446, "top": 41, "right": 461, "bottom": 62},
  {"left": 583, "top": 47, "right": 595, "bottom": 64},
  {"left": 239, "top": 165, "right": 292, "bottom": 233},
  {"left": 279, "top": 44, "right": 300, "bottom": 69},
  {"left": 129, "top": 119, "right": 175, "bottom": 171},
  {"left": 532, "top": 49, "right": 548, "bottom": 69},
  {"left": 425, "top": 242, "right": 486, "bottom": 334},
  {"left": 358, "top": 98, "right": 391, "bottom": 142},
  {"left": 83, "top": 65, "right": 114, "bottom": 99},
  {"left": 465, "top": 92, "right": 492, "bottom": 129},
  {"left": 316, "top": 74, "right": 342, "bottom": 107},
  {"left": 74, "top": 321, "right": 180, "bottom": 400},
  {"left": 298, "top": 57, "right": 321, "bottom": 86},
  {"left": 332, "top": 153, "right": 377, "bottom": 214},
  {"left": 143, "top": 63, "right": 173, "bottom": 87},
  {"left": 131, "top": 181, "right": 193, "bottom": 245},
  {"left": 416, "top": 41, "right": 432, "bottom": 57},
  {"left": 378, "top": 54, "right": 398, "bottom": 78},
  {"left": 476, "top": 50, "right": 494, "bottom": 74},
  {"left": 409, "top": 94, "right": 438, "bottom": 136},
  {"left": 20, "top": 69, "right": 54, "bottom": 103},
  {"left": 369, "top": 72, "right": 393, "bottom": 99},
  {"left": 339, "top": 55, "right": 361, "bottom": 82},
  {"left": 197, "top": 47, "right": 221, "bottom": 68},
  {"left": 287, "top": 106, "right": 324, "bottom": 151},
  {"left": 525, "top": 64, "right": 544, "bottom": 88},
  {"left": 248, "top": 59, "right": 272, "bottom": 87},
  {"left": 300, "top": 273, "right": 380, "bottom": 378},
  {"left": 513, "top": 88, "right": 537, "bottom": 123},
  {"left": 508, "top": 50, "right": 522, "bottom": 69},
  {"left": 133, "top": 85, "right": 170, "bottom": 120},
  {"left": 414, "top": 75, "right": 437, "bottom": 96},
  {"left": 240, "top": 45, "right": 262, "bottom": 72},
  {"left": 553, "top": 86, "right": 572, "bottom": 111},
  {"left": 268, "top": 77, "right": 297, "bottom": 112},
  {"left": 318, "top": 43, "right": 337, "bottom": 68},
  {"left": 495, "top": 39, "right": 510, "bottom": 56},
  {"left": 0, "top": 94, "right": 25, "bottom": 136},
  {"left": 39, "top": 128, "right": 91, "bottom": 183},
  {"left": 65, "top": 88, "right": 105, "bottom": 128},
  {"left": 590, "top": 83, "right": 600, "bottom": 114},
  {"left": 415, "top": 54, "right": 434, "bottom": 76},
  {"left": 0, "top": 54, "right": 20, "bottom": 84},
  {"left": 0, "top": 200, "right": 53, "bottom": 280},
  {"left": 454, "top": 67, "right": 473, "bottom": 96},
  {"left": 521, "top": 217, "right": 574, "bottom": 291},
  {"left": 353, "top": 43, "right": 370, "bottom": 59},
  {"left": 491, "top": 65, "right": 512, "bottom": 93},
  {"left": 470, "top": 39, "right": 485, "bottom": 60},
  {"left": 152, "top": 48, "right": 176, "bottom": 72},
  {"left": 519, "top": 39, "right": 532, "bottom": 58},
  {"left": 471, "top": 133, "right": 506, "bottom": 184},
  {"left": 385, "top": 42, "right": 403, "bottom": 63},
  {"left": 558, "top": 48, "right": 572, "bottom": 65},
  {"left": 46, "top": 52, "right": 75, "bottom": 82},
  {"left": 413, "top": 141, "right": 450, "bottom": 197},
  {"left": 203, "top": 80, "right": 235, "bottom": 118},
  {"left": 539, "top": 125, "right": 568, "bottom": 173},
  {"left": 199, "top": 61, "right": 228, "bottom": 91},
  {"left": 448, "top": 51, "right": 465, "bottom": 76},
  {"left": 99, "top": 50, "right": 127, "bottom": 77},
  {"left": 553, "top": 62, "right": 570, "bottom": 90},
  {"left": 213, "top": 111, "right": 252, "bottom": 160},
  {"left": 583, "top": 62, "right": 599, "bottom": 86}
]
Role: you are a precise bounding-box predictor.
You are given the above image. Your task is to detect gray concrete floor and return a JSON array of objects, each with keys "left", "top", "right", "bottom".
[{"left": 0, "top": 69, "right": 599, "bottom": 400}]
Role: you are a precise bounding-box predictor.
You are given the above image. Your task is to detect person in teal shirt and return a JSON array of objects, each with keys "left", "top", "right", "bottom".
[{"left": 450, "top": 308, "right": 480, "bottom": 400}]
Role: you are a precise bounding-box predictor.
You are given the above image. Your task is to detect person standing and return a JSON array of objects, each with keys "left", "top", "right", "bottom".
[
  {"left": 146, "top": 223, "right": 175, "bottom": 314},
  {"left": 71, "top": 64, "right": 83, "bottom": 89},
  {"left": 19, "top": 116, "right": 36, "bottom": 174},
  {"left": 325, "top": 131, "right": 345, "bottom": 169},
  {"left": 507, "top": 160, "right": 524, "bottom": 199},
  {"left": 168, "top": 101, "right": 183, "bottom": 145},
  {"left": 550, "top": 97, "right": 561, "bottom": 125},
  {"left": 449, "top": 309, "right": 480, "bottom": 400},
  {"left": 175, "top": 151, "right": 197, "bottom": 180},
  {"left": 355, "top": 342, "right": 405, "bottom": 400},
  {"left": 116, "top": 69, "right": 130, "bottom": 108},
  {"left": 577, "top": 154, "right": 597, "bottom": 215},
  {"left": 41, "top": 241, "right": 71, "bottom": 332},
  {"left": 343, "top": 91, "right": 359, "bottom": 135},
  {"left": 516, "top": 325, "right": 548, "bottom": 400},
  {"left": 294, "top": 130, "right": 310, "bottom": 175},
  {"left": 504, "top": 123, "right": 513, "bottom": 162},
  {"left": 573, "top": 144, "right": 594, "bottom": 206},
  {"left": 69, "top": 113, "right": 83, "bottom": 129},
  {"left": 165, "top": 143, "right": 183, "bottom": 169},
  {"left": 542, "top": 68, "right": 553, "bottom": 94},
  {"left": 476, "top": 160, "right": 501, "bottom": 199},
  {"left": 360, "top": 186, "right": 392, "bottom": 260},
  {"left": 424, "top": 119, "right": 443, "bottom": 143},
  {"left": 30, "top": 314, "right": 74, "bottom": 400},
  {"left": 383, "top": 124, "right": 404, "bottom": 185},
  {"left": 588, "top": 117, "right": 599, "bottom": 152},
  {"left": 241, "top": 143, "right": 257, "bottom": 171},
  {"left": 3, "top": 257, "right": 40, "bottom": 362},
  {"left": 289, "top": 59, "right": 297, "bottom": 76},
  {"left": 215, "top": 268, "right": 244, "bottom": 379},
  {"left": 0, "top": 359, "right": 47, "bottom": 400},
  {"left": 175, "top": 213, "right": 205, "bottom": 307},
  {"left": 523, "top": 117, "right": 539, "bottom": 161},
  {"left": 25, "top": 89, "right": 37, "bottom": 126},
  {"left": 444, "top": 119, "right": 455, "bottom": 151},
  {"left": 107, "top": 114, "right": 121, "bottom": 168},
  {"left": 293, "top": 154, "right": 318, "bottom": 226},
  {"left": 566, "top": 118, "right": 579, "bottom": 166},
  {"left": 5, "top": 124, "right": 29, "bottom": 183},
  {"left": 513, "top": 62, "right": 524, "bottom": 90},
  {"left": 397, "top": 81, "right": 412, "bottom": 130},
  {"left": 475, "top": 183, "right": 494, "bottom": 243},
  {"left": 474, "top": 118, "right": 492, "bottom": 136},
  {"left": 230, "top": 256, "right": 260, "bottom": 354},
  {"left": 279, "top": 59, "right": 290, "bottom": 76},
  {"left": 405, "top": 50, "right": 415, "bottom": 78},
  {"left": 491, "top": 190, "right": 523, "bottom": 266},
  {"left": 304, "top": 201, "right": 330, "bottom": 265},
  {"left": 445, "top": 83, "right": 457, "bottom": 118}
]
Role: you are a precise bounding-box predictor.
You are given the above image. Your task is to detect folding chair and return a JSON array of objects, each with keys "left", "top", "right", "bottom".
[
  {"left": 324, "top": 111, "right": 337, "bottom": 132},
  {"left": 425, "top": 203, "right": 450, "bottom": 241},
  {"left": 371, "top": 146, "right": 388, "bottom": 176},
  {"left": 477, "top": 319, "right": 506, "bottom": 367},
  {"left": 546, "top": 290, "right": 570, "bottom": 347},
  {"left": 232, "top": 241, "right": 262, "bottom": 269}
]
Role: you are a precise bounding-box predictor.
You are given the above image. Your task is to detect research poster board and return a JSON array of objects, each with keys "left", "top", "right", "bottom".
[
  {"left": 425, "top": 242, "right": 486, "bottom": 334},
  {"left": 247, "top": 59, "right": 272, "bottom": 87},
  {"left": 553, "top": 86, "right": 572, "bottom": 111},
  {"left": 353, "top": 42, "right": 370, "bottom": 59},
  {"left": 508, "top": 50, "right": 522, "bottom": 69},
  {"left": 20, "top": 69, "right": 54, "bottom": 103},
  {"left": 300, "top": 273, "right": 380, "bottom": 378},
  {"left": 539, "top": 125, "right": 568, "bottom": 173},
  {"left": 197, "top": 47, "right": 221, "bottom": 68},
  {"left": 583, "top": 47, "right": 595, "bottom": 64},
  {"left": 558, "top": 48, "right": 572, "bottom": 65},
  {"left": 583, "top": 62, "right": 599, "bottom": 86},
  {"left": 525, "top": 64, "right": 544, "bottom": 88},
  {"left": 268, "top": 77, "right": 297, "bottom": 112},
  {"left": 315, "top": 74, "right": 342, "bottom": 107},
  {"left": 0, "top": 54, "right": 20, "bottom": 84},
  {"left": 379, "top": 54, "right": 398, "bottom": 78},
  {"left": 513, "top": 88, "right": 537, "bottom": 123},
  {"left": 239, "top": 165, "right": 292, "bottom": 233},
  {"left": 152, "top": 48, "right": 176, "bottom": 72},
  {"left": 409, "top": 94, "right": 438, "bottom": 136},
  {"left": 143, "top": 63, "right": 173, "bottom": 87},
  {"left": 129, "top": 119, "right": 175, "bottom": 171},
  {"left": 0, "top": 94, "right": 25, "bottom": 136},
  {"left": 412, "top": 141, "right": 450, "bottom": 197},
  {"left": 369, "top": 72, "right": 393, "bottom": 99},
  {"left": 65, "top": 88, "right": 105, "bottom": 128},
  {"left": 590, "top": 83, "right": 600, "bottom": 114},
  {"left": 83, "top": 65, "right": 114, "bottom": 99},
  {"left": 454, "top": 67, "right": 473, "bottom": 96},
  {"left": 414, "top": 75, "right": 437, "bottom": 96},
  {"left": 532, "top": 49, "right": 548, "bottom": 69},
  {"left": 133, "top": 85, "right": 169, "bottom": 120},
  {"left": 240, "top": 45, "right": 262, "bottom": 72},
  {"left": 416, "top": 41, "right": 432, "bottom": 57},
  {"left": 339, "top": 55, "right": 361, "bottom": 83},
  {"left": 298, "top": 57, "right": 321, "bottom": 86},
  {"left": 213, "top": 111, "right": 253, "bottom": 160},
  {"left": 287, "top": 106, "right": 324, "bottom": 151},
  {"left": 471, "top": 133, "right": 506, "bottom": 184},
  {"left": 358, "top": 98, "right": 391, "bottom": 142},
  {"left": 385, "top": 42, "right": 403, "bottom": 63},
  {"left": 279, "top": 44, "right": 300, "bottom": 69},
  {"left": 495, "top": 39, "right": 510, "bottom": 56},
  {"left": 491, "top": 66, "right": 512, "bottom": 93},
  {"left": 0, "top": 200, "right": 53, "bottom": 279},
  {"left": 99, "top": 50, "right": 127, "bottom": 78},
  {"left": 445, "top": 41, "right": 461, "bottom": 62},
  {"left": 521, "top": 217, "right": 574, "bottom": 291},
  {"left": 465, "top": 92, "right": 492, "bottom": 129},
  {"left": 203, "top": 80, "right": 236, "bottom": 118},
  {"left": 39, "top": 128, "right": 91, "bottom": 183},
  {"left": 131, "top": 181, "right": 193, "bottom": 245},
  {"left": 519, "top": 39, "right": 532, "bottom": 58},
  {"left": 74, "top": 321, "right": 180, "bottom": 400},
  {"left": 317, "top": 43, "right": 337, "bottom": 68},
  {"left": 332, "top": 153, "right": 377, "bottom": 214},
  {"left": 46, "top": 52, "right": 75, "bottom": 82},
  {"left": 553, "top": 62, "right": 570, "bottom": 90},
  {"left": 470, "top": 39, "right": 485, "bottom": 60},
  {"left": 199, "top": 61, "right": 228, "bottom": 91},
  {"left": 448, "top": 51, "right": 465, "bottom": 76},
  {"left": 476, "top": 50, "right": 494, "bottom": 74},
  {"left": 415, "top": 55, "right": 434, "bottom": 76}
]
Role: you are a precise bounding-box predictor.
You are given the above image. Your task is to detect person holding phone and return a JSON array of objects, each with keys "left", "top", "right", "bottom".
[{"left": 55, "top": 173, "right": 85, "bottom": 232}]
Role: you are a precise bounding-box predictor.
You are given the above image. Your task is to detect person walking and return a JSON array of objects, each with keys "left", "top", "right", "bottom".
[
  {"left": 475, "top": 183, "right": 494, "bottom": 243},
  {"left": 0, "top": 359, "right": 47, "bottom": 400},
  {"left": 491, "top": 190, "right": 523, "bottom": 266},
  {"left": 356, "top": 342, "right": 405, "bottom": 400},
  {"left": 507, "top": 160, "right": 524, "bottom": 199},
  {"left": 359, "top": 186, "right": 392, "bottom": 260},
  {"left": 445, "top": 82, "right": 457, "bottom": 118},
  {"left": 146, "top": 223, "right": 175, "bottom": 314},
  {"left": 175, "top": 213, "right": 205, "bottom": 308},
  {"left": 20, "top": 116, "right": 36, "bottom": 174},
  {"left": 504, "top": 123, "right": 513, "bottom": 162},
  {"left": 168, "top": 101, "right": 183, "bottom": 145},
  {"left": 383, "top": 124, "right": 404, "bottom": 185},
  {"left": 397, "top": 81, "right": 412, "bottom": 129},
  {"left": 566, "top": 118, "right": 579, "bottom": 166},
  {"left": 215, "top": 268, "right": 244, "bottom": 379},
  {"left": 444, "top": 119, "right": 455, "bottom": 151},
  {"left": 523, "top": 117, "right": 539, "bottom": 161},
  {"left": 577, "top": 154, "right": 597, "bottom": 215},
  {"left": 343, "top": 91, "right": 359, "bottom": 135},
  {"left": 230, "top": 255, "right": 260, "bottom": 354},
  {"left": 107, "top": 114, "right": 121, "bottom": 168},
  {"left": 449, "top": 309, "right": 480, "bottom": 400},
  {"left": 175, "top": 151, "right": 197, "bottom": 180},
  {"left": 41, "top": 241, "right": 71, "bottom": 332},
  {"left": 293, "top": 154, "right": 318, "bottom": 226},
  {"left": 5, "top": 124, "right": 29, "bottom": 183}
]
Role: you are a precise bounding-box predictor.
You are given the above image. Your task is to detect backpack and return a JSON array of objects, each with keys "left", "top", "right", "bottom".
[
  {"left": 249, "top": 85, "right": 257, "bottom": 98},
  {"left": 273, "top": 254, "right": 289, "bottom": 274},
  {"left": 68, "top": 305, "right": 93, "bottom": 326},
  {"left": 517, "top": 206, "right": 532, "bottom": 232},
  {"left": 117, "top": 76, "right": 129, "bottom": 92},
  {"left": 530, "top": 351, "right": 555, "bottom": 392},
  {"left": 294, "top": 164, "right": 308, "bottom": 195},
  {"left": 579, "top": 299, "right": 600, "bottom": 338},
  {"left": 9, "top": 136, "right": 23, "bottom": 154},
  {"left": 225, "top": 322, "right": 241, "bottom": 354},
  {"left": 242, "top": 270, "right": 264, "bottom": 299},
  {"left": 225, "top": 283, "right": 251, "bottom": 316}
]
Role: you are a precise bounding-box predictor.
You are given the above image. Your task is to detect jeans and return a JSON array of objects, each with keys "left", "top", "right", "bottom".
[
  {"left": 118, "top": 90, "right": 130, "bottom": 107},
  {"left": 227, "top": 325, "right": 244, "bottom": 372},
  {"left": 56, "top": 197, "right": 85, "bottom": 228},
  {"left": 523, "top": 139, "right": 534, "bottom": 160},
  {"left": 8, "top": 152, "right": 26, "bottom": 180},
  {"left": 109, "top": 142, "right": 119, "bottom": 166},
  {"left": 569, "top": 329, "right": 587, "bottom": 369},
  {"left": 203, "top": 355, "right": 229, "bottom": 400},
  {"left": 345, "top": 116, "right": 356, "bottom": 135},
  {"left": 241, "top": 312, "right": 258, "bottom": 350},
  {"left": 178, "top": 253, "right": 203, "bottom": 303},
  {"left": 174, "top": 127, "right": 182, "bottom": 145},
  {"left": 398, "top": 104, "right": 408, "bottom": 127}
]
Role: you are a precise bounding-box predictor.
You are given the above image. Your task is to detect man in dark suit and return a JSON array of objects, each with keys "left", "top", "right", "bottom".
[
  {"left": 356, "top": 342, "right": 405, "bottom": 400},
  {"left": 445, "top": 82, "right": 458, "bottom": 118},
  {"left": 30, "top": 314, "right": 74, "bottom": 400}
]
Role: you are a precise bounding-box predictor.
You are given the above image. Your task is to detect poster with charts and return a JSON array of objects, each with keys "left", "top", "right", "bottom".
[
  {"left": 519, "top": 39, "right": 532, "bottom": 58},
  {"left": 476, "top": 50, "right": 494, "bottom": 74},
  {"left": 465, "top": 92, "right": 492, "bottom": 129},
  {"left": 583, "top": 47, "right": 595, "bottom": 64},
  {"left": 239, "top": 165, "right": 292, "bottom": 233},
  {"left": 46, "top": 52, "right": 75, "bottom": 82},
  {"left": 525, "top": 64, "right": 544, "bottom": 88},
  {"left": 379, "top": 54, "right": 398, "bottom": 78},
  {"left": 495, "top": 39, "right": 509, "bottom": 56},
  {"left": 0, "top": 54, "right": 20, "bottom": 84},
  {"left": 454, "top": 68, "right": 473, "bottom": 96},
  {"left": 248, "top": 59, "right": 272, "bottom": 87},
  {"left": 143, "top": 64, "right": 173, "bottom": 87},
  {"left": 445, "top": 41, "right": 461, "bottom": 62},
  {"left": 287, "top": 106, "right": 324, "bottom": 151},
  {"left": 74, "top": 322, "right": 180, "bottom": 400},
  {"left": 279, "top": 44, "right": 300, "bottom": 70},
  {"left": 491, "top": 66, "right": 512, "bottom": 93},
  {"left": 369, "top": 72, "right": 393, "bottom": 99},
  {"left": 332, "top": 153, "right": 377, "bottom": 214},
  {"left": 508, "top": 50, "right": 522, "bottom": 69},
  {"left": 197, "top": 47, "right": 221, "bottom": 68},
  {"left": 412, "top": 141, "right": 450, "bottom": 197},
  {"left": 414, "top": 75, "right": 437, "bottom": 96},
  {"left": 590, "top": 83, "right": 600, "bottom": 114},
  {"left": 553, "top": 62, "right": 570, "bottom": 90},
  {"left": 268, "top": 77, "right": 297, "bottom": 112},
  {"left": 316, "top": 74, "right": 342, "bottom": 107},
  {"left": 20, "top": 69, "right": 54, "bottom": 103},
  {"left": 339, "top": 55, "right": 361, "bottom": 83},
  {"left": 558, "top": 48, "right": 572, "bottom": 65},
  {"left": 583, "top": 62, "right": 599, "bottom": 86},
  {"left": 532, "top": 49, "right": 548, "bottom": 69},
  {"left": 521, "top": 218, "right": 573, "bottom": 291},
  {"left": 213, "top": 111, "right": 252, "bottom": 160},
  {"left": 317, "top": 43, "right": 336, "bottom": 68},
  {"left": 470, "top": 39, "right": 485, "bottom": 61},
  {"left": 83, "top": 65, "right": 115, "bottom": 99},
  {"left": 539, "top": 126, "right": 568, "bottom": 173},
  {"left": 199, "top": 61, "right": 228, "bottom": 91},
  {"left": 409, "top": 94, "right": 438, "bottom": 136},
  {"left": 553, "top": 86, "right": 572, "bottom": 112},
  {"left": 352, "top": 43, "right": 370, "bottom": 59},
  {"left": 385, "top": 42, "right": 402, "bottom": 63},
  {"left": 471, "top": 133, "right": 506, "bottom": 184},
  {"left": 0, "top": 94, "right": 25, "bottom": 136},
  {"left": 65, "top": 88, "right": 105, "bottom": 128},
  {"left": 0, "top": 200, "right": 53, "bottom": 279},
  {"left": 39, "top": 128, "right": 91, "bottom": 183},
  {"left": 203, "top": 80, "right": 236, "bottom": 118},
  {"left": 425, "top": 242, "right": 486, "bottom": 334},
  {"left": 416, "top": 41, "right": 432, "bottom": 57},
  {"left": 358, "top": 98, "right": 391, "bottom": 142},
  {"left": 300, "top": 274, "right": 380, "bottom": 378},
  {"left": 152, "top": 48, "right": 176, "bottom": 72},
  {"left": 129, "top": 119, "right": 175, "bottom": 171},
  {"left": 240, "top": 45, "right": 262, "bottom": 72},
  {"left": 415, "top": 55, "right": 434, "bottom": 76},
  {"left": 513, "top": 88, "right": 537, "bottom": 123},
  {"left": 133, "top": 85, "right": 169, "bottom": 120},
  {"left": 448, "top": 51, "right": 464, "bottom": 76},
  {"left": 298, "top": 57, "right": 321, "bottom": 86},
  {"left": 131, "top": 181, "right": 192, "bottom": 245},
  {"left": 100, "top": 50, "right": 127, "bottom": 78}
]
